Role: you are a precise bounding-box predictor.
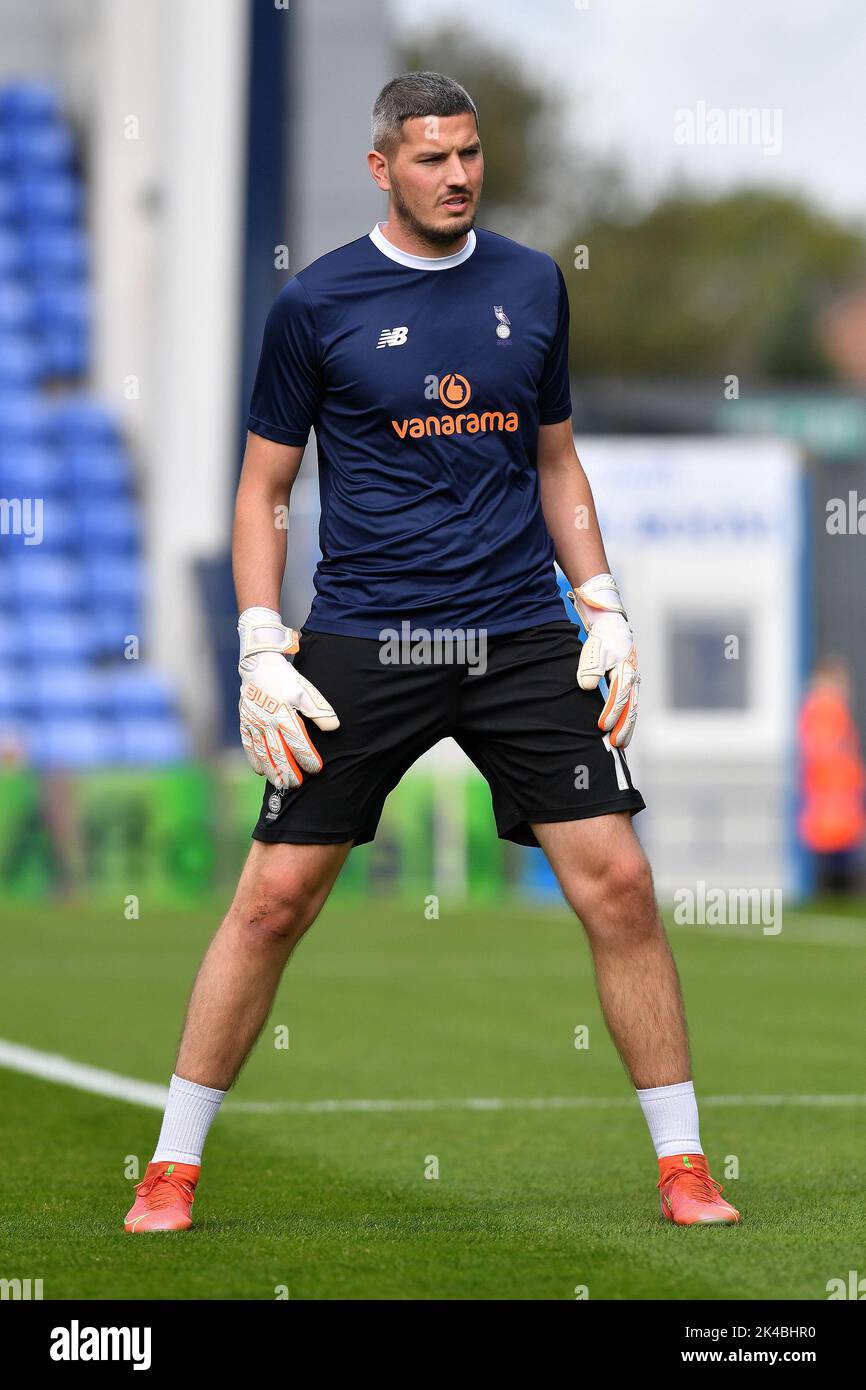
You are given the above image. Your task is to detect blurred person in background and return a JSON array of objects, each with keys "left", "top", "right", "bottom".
[{"left": 798, "top": 656, "right": 866, "bottom": 895}]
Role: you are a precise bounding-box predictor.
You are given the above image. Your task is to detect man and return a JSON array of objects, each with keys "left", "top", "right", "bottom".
[
  {"left": 798, "top": 655, "right": 865, "bottom": 894},
  {"left": 125, "top": 72, "right": 738, "bottom": 1234}
]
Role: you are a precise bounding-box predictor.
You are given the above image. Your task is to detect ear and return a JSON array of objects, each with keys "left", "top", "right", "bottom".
[{"left": 367, "top": 149, "right": 390, "bottom": 192}]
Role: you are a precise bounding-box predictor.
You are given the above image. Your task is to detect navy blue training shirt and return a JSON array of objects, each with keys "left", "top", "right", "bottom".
[{"left": 248, "top": 222, "right": 573, "bottom": 638}]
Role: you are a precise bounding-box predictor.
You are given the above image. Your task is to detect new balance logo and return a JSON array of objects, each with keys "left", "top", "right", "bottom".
[{"left": 376, "top": 326, "right": 409, "bottom": 348}]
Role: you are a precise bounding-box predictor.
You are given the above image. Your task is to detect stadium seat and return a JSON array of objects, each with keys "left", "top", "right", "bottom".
[
  {"left": 105, "top": 667, "right": 176, "bottom": 720},
  {"left": 52, "top": 397, "right": 120, "bottom": 448},
  {"left": 9, "top": 554, "right": 84, "bottom": 608},
  {"left": 0, "top": 391, "right": 51, "bottom": 445},
  {"left": 0, "top": 330, "right": 44, "bottom": 387},
  {"left": 20, "top": 499, "right": 75, "bottom": 552},
  {"left": 0, "top": 82, "right": 62, "bottom": 126},
  {"left": 42, "top": 324, "right": 89, "bottom": 379},
  {"left": 83, "top": 554, "right": 144, "bottom": 603},
  {"left": 91, "top": 609, "right": 144, "bottom": 659},
  {"left": 0, "top": 663, "right": 24, "bottom": 718},
  {"left": 9, "top": 124, "right": 75, "bottom": 173},
  {"left": 0, "top": 178, "right": 15, "bottom": 227},
  {"left": 78, "top": 499, "right": 140, "bottom": 551},
  {"left": 0, "top": 443, "right": 66, "bottom": 497},
  {"left": 30, "top": 663, "right": 108, "bottom": 718},
  {"left": 38, "top": 716, "right": 103, "bottom": 770},
  {"left": 116, "top": 717, "right": 191, "bottom": 765},
  {"left": 23, "top": 228, "right": 87, "bottom": 279},
  {"left": 0, "top": 229, "right": 25, "bottom": 277},
  {"left": 65, "top": 442, "right": 130, "bottom": 497},
  {"left": 16, "top": 174, "right": 82, "bottom": 226},
  {"left": 0, "top": 280, "right": 35, "bottom": 332},
  {"left": 20, "top": 609, "right": 95, "bottom": 662}
]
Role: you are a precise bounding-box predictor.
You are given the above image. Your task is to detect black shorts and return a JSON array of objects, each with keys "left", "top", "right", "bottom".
[{"left": 252, "top": 620, "right": 646, "bottom": 849}]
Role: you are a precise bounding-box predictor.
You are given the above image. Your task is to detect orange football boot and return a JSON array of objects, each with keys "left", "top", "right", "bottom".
[
  {"left": 657, "top": 1153, "right": 740, "bottom": 1225},
  {"left": 124, "top": 1160, "right": 199, "bottom": 1233}
]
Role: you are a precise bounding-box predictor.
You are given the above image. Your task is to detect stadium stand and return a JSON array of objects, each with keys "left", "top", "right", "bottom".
[{"left": 0, "top": 80, "right": 190, "bottom": 769}]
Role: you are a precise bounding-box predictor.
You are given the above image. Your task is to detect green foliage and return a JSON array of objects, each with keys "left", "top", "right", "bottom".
[
  {"left": 560, "top": 190, "right": 866, "bottom": 380},
  {"left": 398, "top": 26, "right": 866, "bottom": 382}
]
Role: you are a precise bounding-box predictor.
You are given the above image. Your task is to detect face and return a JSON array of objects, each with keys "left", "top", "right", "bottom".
[{"left": 370, "top": 112, "right": 483, "bottom": 245}]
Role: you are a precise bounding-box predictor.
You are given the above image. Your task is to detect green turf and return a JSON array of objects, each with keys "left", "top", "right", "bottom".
[{"left": 1, "top": 895, "right": 864, "bottom": 1299}]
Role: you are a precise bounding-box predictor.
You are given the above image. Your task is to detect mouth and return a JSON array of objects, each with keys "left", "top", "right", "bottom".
[{"left": 442, "top": 195, "right": 470, "bottom": 212}]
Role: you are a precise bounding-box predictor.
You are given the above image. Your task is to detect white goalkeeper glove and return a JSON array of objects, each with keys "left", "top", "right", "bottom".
[
  {"left": 238, "top": 607, "right": 339, "bottom": 790},
  {"left": 567, "top": 573, "right": 640, "bottom": 749}
]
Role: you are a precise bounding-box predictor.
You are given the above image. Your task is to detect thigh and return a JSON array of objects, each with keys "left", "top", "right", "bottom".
[{"left": 455, "top": 620, "right": 646, "bottom": 847}]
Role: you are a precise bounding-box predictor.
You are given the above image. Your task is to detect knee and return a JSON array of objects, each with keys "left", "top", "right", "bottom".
[
  {"left": 234, "top": 873, "right": 321, "bottom": 946},
  {"left": 575, "top": 850, "right": 658, "bottom": 941}
]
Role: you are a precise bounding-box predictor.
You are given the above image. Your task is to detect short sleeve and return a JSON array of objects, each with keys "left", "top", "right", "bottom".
[
  {"left": 537, "top": 263, "right": 572, "bottom": 426},
  {"left": 247, "top": 278, "right": 322, "bottom": 446}
]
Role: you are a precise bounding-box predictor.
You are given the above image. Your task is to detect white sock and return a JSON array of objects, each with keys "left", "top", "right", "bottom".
[
  {"left": 636, "top": 1079, "right": 703, "bottom": 1159},
  {"left": 152, "top": 1073, "right": 226, "bottom": 1166}
]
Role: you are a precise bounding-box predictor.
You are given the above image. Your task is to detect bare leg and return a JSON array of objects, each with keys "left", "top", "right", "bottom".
[
  {"left": 531, "top": 814, "right": 689, "bottom": 1089},
  {"left": 175, "top": 839, "right": 351, "bottom": 1090}
]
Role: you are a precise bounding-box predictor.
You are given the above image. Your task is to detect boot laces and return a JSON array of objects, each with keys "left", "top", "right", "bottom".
[
  {"left": 136, "top": 1171, "right": 195, "bottom": 1209},
  {"left": 658, "top": 1166, "right": 724, "bottom": 1202}
]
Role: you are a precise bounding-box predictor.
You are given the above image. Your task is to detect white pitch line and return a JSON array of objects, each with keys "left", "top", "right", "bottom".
[
  {"left": 3, "top": 1039, "right": 866, "bottom": 1114},
  {"left": 0, "top": 1039, "right": 168, "bottom": 1109}
]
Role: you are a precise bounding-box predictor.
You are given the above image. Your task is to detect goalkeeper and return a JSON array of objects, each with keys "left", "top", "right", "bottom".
[{"left": 124, "top": 71, "right": 738, "bottom": 1236}]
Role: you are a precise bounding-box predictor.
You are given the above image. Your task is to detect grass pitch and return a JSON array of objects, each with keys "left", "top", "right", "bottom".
[{"left": 1, "top": 893, "right": 864, "bottom": 1300}]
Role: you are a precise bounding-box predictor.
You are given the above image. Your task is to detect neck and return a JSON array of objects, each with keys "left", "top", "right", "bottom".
[{"left": 379, "top": 214, "right": 468, "bottom": 260}]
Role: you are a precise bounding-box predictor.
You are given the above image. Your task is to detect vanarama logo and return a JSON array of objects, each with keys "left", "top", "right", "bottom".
[{"left": 392, "top": 372, "right": 519, "bottom": 439}]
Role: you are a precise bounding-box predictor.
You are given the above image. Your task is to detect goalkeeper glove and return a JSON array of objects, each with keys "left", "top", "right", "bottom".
[
  {"left": 238, "top": 607, "right": 339, "bottom": 790},
  {"left": 567, "top": 573, "right": 640, "bottom": 749}
]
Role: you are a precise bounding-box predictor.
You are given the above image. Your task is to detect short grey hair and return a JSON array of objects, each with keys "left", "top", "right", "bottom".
[{"left": 371, "top": 71, "right": 479, "bottom": 156}]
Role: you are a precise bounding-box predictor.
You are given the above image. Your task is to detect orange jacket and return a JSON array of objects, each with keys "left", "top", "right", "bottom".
[{"left": 798, "top": 687, "right": 866, "bottom": 852}]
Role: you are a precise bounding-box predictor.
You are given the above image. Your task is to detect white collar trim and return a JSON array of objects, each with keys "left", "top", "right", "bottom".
[{"left": 369, "top": 221, "right": 476, "bottom": 270}]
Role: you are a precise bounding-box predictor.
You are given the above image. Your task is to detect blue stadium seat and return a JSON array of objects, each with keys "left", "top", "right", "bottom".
[
  {"left": 0, "top": 229, "right": 24, "bottom": 276},
  {"left": 91, "top": 608, "right": 143, "bottom": 656},
  {"left": 20, "top": 609, "right": 94, "bottom": 662},
  {"left": 42, "top": 324, "right": 88, "bottom": 379},
  {"left": 9, "top": 554, "right": 84, "bottom": 608},
  {"left": 20, "top": 499, "right": 75, "bottom": 552},
  {"left": 0, "top": 179, "right": 18, "bottom": 227},
  {"left": 0, "top": 279, "right": 36, "bottom": 331},
  {"left": 0, "top": 664, "right": 24, "bottom": 718},
  {"left": 78, "top": 499, "right": 140, "bottom": 551},
  {"left": 0, "top": 391, "right": 51, "bottom": 445},
  {"left": 52, "top": 397, "right": 120, "bottom": 448},
  {"left": 66, "top": 442, "right": 130, "bottom": 497},
  {"left": 0, "top": 617, "right": 15, "bottom": 660},
  {"left": 105, "top": 667, "right": 176, "bottom": 719},
  {"left": 91, "top": 609, "right": 143, "bottom": 659},
  {"left": 0, "top": 443, "right": 66, "bottom": 497},
  {"left": 23, "top": 228, "right": 87, "bottom": 279},
  {"left": 0, "top": 330, "right": 44, "bottom": 387},
  {"left": 16, "top": 174, "right": 82, "bottom": 226},
  {"left": 116, "top": 717, "right": 191, "bottom": 765},
  {"left": 0, "top": 83, "right": 62, "bottom": 125},
  {"left": 30, "top": 663, "right": 108, "bottom": 718},
  {"left": 83, "top": 554, "right": 144, "bottom": 602},
  {"left": 39, "top": 717, "right": 103, "bottom": 770},
  {"left": 9, "top": 124, "right": 75, "bottom": 173}
]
